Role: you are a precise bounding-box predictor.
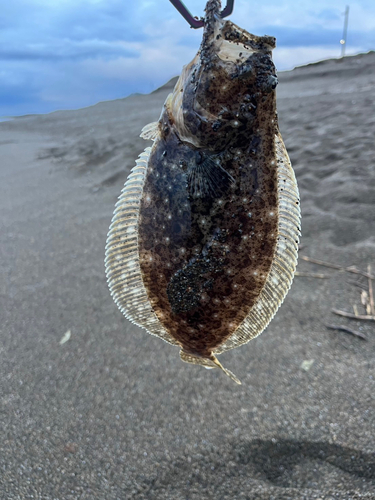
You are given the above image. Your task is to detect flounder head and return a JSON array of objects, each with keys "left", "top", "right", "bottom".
[{"left": 165, "top": 0, "right": 277, "bottom": 152}]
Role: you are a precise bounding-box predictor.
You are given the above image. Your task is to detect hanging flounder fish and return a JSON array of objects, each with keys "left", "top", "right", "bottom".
[{"left": 105, "top": 0, "right": 300, "bottom": 384}]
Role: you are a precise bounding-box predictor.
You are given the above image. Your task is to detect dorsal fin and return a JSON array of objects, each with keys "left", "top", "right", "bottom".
[{"left": 105, "top": 146, "right": 178, "bottom": 347}]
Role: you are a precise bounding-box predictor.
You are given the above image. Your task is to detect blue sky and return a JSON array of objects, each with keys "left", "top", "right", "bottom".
[{"left": 1, "top": 0, "right": 375, "bottom": 117}]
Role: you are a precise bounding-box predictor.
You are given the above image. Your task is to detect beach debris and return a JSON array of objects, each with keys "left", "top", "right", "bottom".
[
  {"left": 331, "top": 309, "right": 375, "bottom": 322},
  {"left": 300, "top": 359, "right": 315, "bottom": 371},
  {"left": 295, "top": 271, "right": 329, "bottom": 279},
  {"left": 59, "top": 329, "right": 71, "bottom": 345},
  {"left": 301, "top": 256, "right": 374, "bottom": 280},
  {"left": 105, "top": 0, "right": 300, "bottom": 383},
  {"left": 360, "top": 291, "right": 368, "bottom": 311},
  {"left": 331, "top": 263, "right": 375, "bottom": 322},
  {"left": 63, "top": 442, "right": 78, "bottom": 454},
  {"left": 353, "top": 303, "right": 359, "bottom": 316},
  {"left": 367, "top": 264, "right": 375, "bottom": 316},
  {"left": 302, "top": 255, "right": 375, "bottom": 332},
  {"left": 326, "top": 324, "right": 367, "bottom": 341}
]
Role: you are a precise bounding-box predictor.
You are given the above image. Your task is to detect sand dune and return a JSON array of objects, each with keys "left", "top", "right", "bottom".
[{"left": 1, "top": 52, "right": 374, "bottom": 499}]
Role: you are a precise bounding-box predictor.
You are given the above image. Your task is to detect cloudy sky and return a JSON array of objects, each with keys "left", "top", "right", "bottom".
[{"left": 1, "top": 0, "right": 375, "bottom": 117}]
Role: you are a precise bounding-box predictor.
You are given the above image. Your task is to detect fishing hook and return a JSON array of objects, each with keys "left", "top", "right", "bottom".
[{"left": 169, "top": 0, "right": 234, "bottom": 29}]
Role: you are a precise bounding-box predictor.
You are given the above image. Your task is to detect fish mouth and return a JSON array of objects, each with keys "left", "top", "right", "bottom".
[
  {"left": 200, "top": 0, "right": 276, "bottom": 83},
  {"left": 202, "top": 0, "right": 275, "bottom": 63},
  {"left": 164, "top": 0, "right": 278, "bottom": 151}
]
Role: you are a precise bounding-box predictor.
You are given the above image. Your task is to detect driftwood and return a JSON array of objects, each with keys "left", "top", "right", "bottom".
[
  {"left": 368, "top": 264, "right": 375, "bottom": 316},
  {"left": 295, "top": 271, "right": 329, "bottom": 279},
  {"left": 301, "top": 256, "right": 375, "bottom": 280},
  {"left": 331, "top": 309, "right": 375, "bottom": 322},
  {"left": 301, "top": 254, "right": 375, "bottom": 335}
]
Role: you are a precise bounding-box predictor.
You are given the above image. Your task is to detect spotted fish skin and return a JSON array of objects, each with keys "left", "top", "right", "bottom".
[{"left": 105, "top": 0, "right": 300, "bottom": 383}]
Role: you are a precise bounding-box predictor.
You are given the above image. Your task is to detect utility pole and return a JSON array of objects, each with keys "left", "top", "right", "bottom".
[{"left": 340, "top": 6, "right": 350, "bottom": 57}]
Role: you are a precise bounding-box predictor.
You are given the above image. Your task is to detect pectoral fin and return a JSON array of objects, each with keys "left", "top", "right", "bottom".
[
  {"left": 140, "top": 121, "right": 160, "bottom": 141},
  {"left": 187, "top": 155, "right": 235, "bottom": 198}
]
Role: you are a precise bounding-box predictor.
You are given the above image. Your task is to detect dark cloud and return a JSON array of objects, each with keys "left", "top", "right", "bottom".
[
  {"left": 1, "top": 1, "right": 375, "bottom": 117},
  {"left": 0, "top": 42, "right": 138, "bottom": 62}
]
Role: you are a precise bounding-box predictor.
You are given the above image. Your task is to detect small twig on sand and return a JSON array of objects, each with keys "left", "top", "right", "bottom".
[
  {"left": 301, "top": 256, "right": 375, "bottom": 279},
  {"left": 326, "top": 324, "right": 367, "bottom": 340},
  {"left": 295, "top": 271, "right": 329, "bottom": 279},
  {"left": 302, "top": 256, "right": 342, "bottom": 271},
  {"left": 331, "top": 309, "right": 375, "bottom": 321},
  {"left": 368, "top": 264, "right": 375, "bottom": 316},
  {"left": 362, "top": 290, "right": 371, "bottom": 315},
  {"left": 349, "top": 279, "right": 368, "bottom": 290}
]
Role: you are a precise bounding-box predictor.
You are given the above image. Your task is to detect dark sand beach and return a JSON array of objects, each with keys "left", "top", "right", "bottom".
[{"left": 1, "top": 52, "right": 375, "bottom": 499}]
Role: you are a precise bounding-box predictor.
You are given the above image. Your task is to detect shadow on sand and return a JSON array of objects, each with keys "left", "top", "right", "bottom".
[{"left": 138, "top": 439, "right": 375, "bottom": 498}]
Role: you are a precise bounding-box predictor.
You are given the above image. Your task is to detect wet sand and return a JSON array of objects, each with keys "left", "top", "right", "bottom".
[{"left": 1, "top": 52, "right": 375, "bottom": 499}]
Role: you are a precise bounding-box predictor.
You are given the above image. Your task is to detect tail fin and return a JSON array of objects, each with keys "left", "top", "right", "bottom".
[
  {"left": 180, "top": 350, "right": 241, "bottom": 385},
  {"left": 210, "top": 355, "right": 242, "bottom": 385}
]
